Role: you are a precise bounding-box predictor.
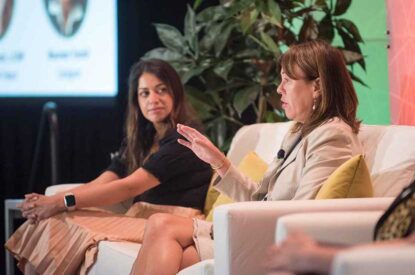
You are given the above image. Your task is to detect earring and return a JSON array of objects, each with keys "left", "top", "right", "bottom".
[{"left": 312, "top": 98, "right": 316, "bottom": 111}]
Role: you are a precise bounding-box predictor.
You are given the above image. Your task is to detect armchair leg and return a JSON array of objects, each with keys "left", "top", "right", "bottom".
[{"left": 4, "top": 199, "right": 24, "bottom": 275}]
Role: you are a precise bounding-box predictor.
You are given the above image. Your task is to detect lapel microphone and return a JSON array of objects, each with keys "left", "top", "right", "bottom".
[
  {"left": 277, "top": 136, "right": 301, "bottom": 160},
  {"left": 277, "top": 149, "right": 285, "bottom": 159}
]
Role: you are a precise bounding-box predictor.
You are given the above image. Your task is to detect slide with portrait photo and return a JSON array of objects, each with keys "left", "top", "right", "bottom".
[{"left": 0, "top": 0, "right": 118, "bottom": 97}]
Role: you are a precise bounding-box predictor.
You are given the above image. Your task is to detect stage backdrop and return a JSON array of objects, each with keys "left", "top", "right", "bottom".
[
  {"left": 346, "top": 0, "right": 415, "bottom": 126},
  {"left": 344, "top": 0, "right": 390, "bottom": 125},
  {"left": 386, "top": 0, "right": 415, "bottom": 125}
]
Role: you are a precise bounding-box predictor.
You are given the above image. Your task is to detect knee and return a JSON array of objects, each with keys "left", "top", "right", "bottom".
[{"left": 144, "top": 213, "right": 182, "bottom": 239}]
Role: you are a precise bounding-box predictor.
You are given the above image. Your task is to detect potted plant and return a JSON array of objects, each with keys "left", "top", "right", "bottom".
[{"left": 144, "top": 0, "right": 365, "bottom": 150}]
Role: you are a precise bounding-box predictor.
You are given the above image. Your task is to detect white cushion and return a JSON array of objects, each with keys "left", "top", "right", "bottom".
[
  {"left": 359, "top": 125, "right": 415, "bottom": 196},
  {"left": 332, "top": 246, "right": 415, "bottom": 275},
  {"left": 88, "top": 241, "right": 141, "bottom": 275},
  {"left": 276, "top": 211, "right": 383, "bottom": 245},
  {"left": 226, "top": 122, "right": 293, "bottom": 165},
  {"left": 254, "top": 121, "right": 294, "bottom": 163}
]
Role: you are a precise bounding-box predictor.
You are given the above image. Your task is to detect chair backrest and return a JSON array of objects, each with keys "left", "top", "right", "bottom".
[
  {"left": 227, "top": 122, "right": 293, "bottom": 165},
  {"left": 359, "top": 125, "right": 415, "bottom": 196},
  {"left": 227, "top": 122, "right": 415, "bottom": 197}
]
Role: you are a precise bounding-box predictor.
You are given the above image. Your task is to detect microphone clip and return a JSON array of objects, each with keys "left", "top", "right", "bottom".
[{"left": 277, "top": 149, "right": 285, "bottom": 159}]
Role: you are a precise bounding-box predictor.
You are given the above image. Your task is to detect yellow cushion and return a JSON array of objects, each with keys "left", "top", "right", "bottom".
[
  {"left": 205, "top": 152, "right": 268, "bottom": 221},
  {"left": 315, "top": 154, "right": 373, "bottom": 199},
  {"left": 203, "top": 175, "right": 221, "bottom": 216}
]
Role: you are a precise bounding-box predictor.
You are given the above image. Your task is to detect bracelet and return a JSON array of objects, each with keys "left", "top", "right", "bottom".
[{"left": 210, "top": 160, "right": 225, "bottom": 170}]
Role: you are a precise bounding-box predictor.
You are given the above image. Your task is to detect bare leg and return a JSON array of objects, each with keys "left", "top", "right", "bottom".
[
  {"left": 131, "top": 213, "right": 200, "bottom": 275},
  {"left": 180, "top": 245, "right": 200, "bottom": 270}
]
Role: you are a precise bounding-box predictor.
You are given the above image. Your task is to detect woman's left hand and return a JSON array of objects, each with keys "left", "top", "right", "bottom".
[{"left": 18, "top": 193, "right": 65, "bottom": 223}]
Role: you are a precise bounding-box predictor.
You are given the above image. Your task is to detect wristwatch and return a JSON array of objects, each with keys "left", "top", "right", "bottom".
[{"left": 64, "top": 193, "right": 76, "bottom": 211}]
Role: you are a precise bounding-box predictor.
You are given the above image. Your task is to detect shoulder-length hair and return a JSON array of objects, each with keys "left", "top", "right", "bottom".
[
  {"left": 125, "top": 59, "right": 198, "bottom": 173},
  {"left": 279, "top": 40, "right": 360, "bottom": 136}
]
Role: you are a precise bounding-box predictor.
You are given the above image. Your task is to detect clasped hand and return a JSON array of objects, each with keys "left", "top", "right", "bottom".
[{"left": 18, "top": 193, "right": 62, "bottom": 224}]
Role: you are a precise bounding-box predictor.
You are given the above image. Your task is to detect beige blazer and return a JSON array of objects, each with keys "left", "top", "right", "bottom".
[{"left": 214, "top": 118, "right": 363, "bottom": 202}]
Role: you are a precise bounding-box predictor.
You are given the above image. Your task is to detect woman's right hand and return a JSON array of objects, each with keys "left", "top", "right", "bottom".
[
  {"left": 18, "top": 193, "right": 65, "bottom": 223},
  {"left": 263, "top": 231, "right": 336, "bottom": 274},
  {"left": 177, "top": 124, "right": 230, "bottom": 174}
]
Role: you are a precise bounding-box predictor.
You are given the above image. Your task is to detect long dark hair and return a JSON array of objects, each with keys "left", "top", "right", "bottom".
[
  {"left": 125, "top": 59, "right": 198, "bottom": 173},
  {"left": 279, "top": 40, "right": 360, "bottom": 136}
]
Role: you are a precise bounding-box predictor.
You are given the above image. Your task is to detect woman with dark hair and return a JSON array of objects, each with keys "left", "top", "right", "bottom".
[
  {"left": 5, "top": 59, "right": 212, "bottom": 274},
  {"left": 131, "top": 40, "right": 364, "bottom": 274}
]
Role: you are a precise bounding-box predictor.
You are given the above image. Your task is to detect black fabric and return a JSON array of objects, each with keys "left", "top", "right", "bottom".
[
  {"left": 106, "top": 129, "right": 212, "bottom": 211},
  {"left": 374, "top": 179, "right": 415, "bottom": 241},
  {"left": 106, "top": 140, "right": 128, "bottom": 178}
]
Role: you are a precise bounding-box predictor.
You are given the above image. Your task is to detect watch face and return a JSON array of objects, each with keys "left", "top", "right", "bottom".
[{"left": 65, "top": 194, "right": 76, "bottom": 207}]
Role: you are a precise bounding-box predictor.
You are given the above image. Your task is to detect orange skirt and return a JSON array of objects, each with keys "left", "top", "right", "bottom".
[{"left": 5, "top": 203, "right": 203, "bottom": 275}]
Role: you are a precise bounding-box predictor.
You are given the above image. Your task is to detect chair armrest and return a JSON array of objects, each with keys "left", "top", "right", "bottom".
[
  {"left": 45, "top": 183, "right": 84, "bottom": 195},
  {"left": 276, "top": 211, "right": 383, "bottom": 245},
  {"left": 332, "top": 246, "right": 415, "bottom": 275},
  {"left": 213, "top": 198, "right": 393, "bottom": 275},
  {"left": 44, "top": 184, "right": 132, "bottom": 214},
  {"left": 177, "top": 259, "right": 214, "bottom": 275}
]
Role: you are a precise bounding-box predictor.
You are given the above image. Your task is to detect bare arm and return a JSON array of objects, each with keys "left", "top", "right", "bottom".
[
  {"left": 20, "top": 168, "right": 159, "bottom": 221},
  {"left": 84, "top": 170, "right": 120, "bottom": 186},
  {"left": 54, "top": 170, "right": 120, "bottom": 195},
  {"left": 71, "top": 168, "right": 159, "bottom": 208}
]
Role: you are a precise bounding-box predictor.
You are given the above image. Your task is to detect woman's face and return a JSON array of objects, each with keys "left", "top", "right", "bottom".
[
  {"left": 277, "top": 66, "right": 318, "bottom": 123},
  {"left": 137, "top": 72, "right": 174, "bottom": 126}
]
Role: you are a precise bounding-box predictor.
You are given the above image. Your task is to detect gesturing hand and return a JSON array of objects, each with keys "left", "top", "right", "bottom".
[
  {"left": 177, "top": 124, "right": 230, "bottom": 174},
  {"left": 18, "top": 193, "right": 64, "bottom": 223}
]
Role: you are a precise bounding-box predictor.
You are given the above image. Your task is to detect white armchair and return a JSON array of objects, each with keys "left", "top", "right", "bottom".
[
  {"left": 276, "top": 211, "right": 415, "bottom": 275},
  {"left": 41, "top": 122, "right": 415, "bottom": 274},
  {"left": 213, "top": 200, "right": 392, "bottom": 275},
  {"left": 206, "top": 122, "right": 415, "bottom": 275}
]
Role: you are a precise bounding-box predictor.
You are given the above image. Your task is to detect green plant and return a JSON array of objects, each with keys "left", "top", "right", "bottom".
[{"left": 144, "top": 0, "right": 365, "bottom": 150}]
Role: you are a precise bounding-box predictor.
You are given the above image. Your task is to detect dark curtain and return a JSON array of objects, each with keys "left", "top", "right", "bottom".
[{"left": 0, "top": 0, "right": 217, "bottom": 271}]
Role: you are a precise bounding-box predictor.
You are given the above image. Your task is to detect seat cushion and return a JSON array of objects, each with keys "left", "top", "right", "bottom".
[{"left": 88, "top": 241, "right": 141, "bottom": 275}]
